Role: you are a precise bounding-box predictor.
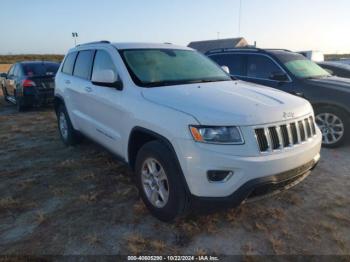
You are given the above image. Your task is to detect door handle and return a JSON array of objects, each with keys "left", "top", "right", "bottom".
[
  {"left": 65, "top": 80, "right": 71, "bottom": 85},
  {"left": 85, "top": 86, "right": 93, "bottom": 93}
]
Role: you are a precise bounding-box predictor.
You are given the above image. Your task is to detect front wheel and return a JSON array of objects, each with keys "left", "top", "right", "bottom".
[
  {"left": 135, "top": 141, "right": 190, "bottom": 222},
  {"left": 315, "top": 106, "right": 348, "bottom": 148}
]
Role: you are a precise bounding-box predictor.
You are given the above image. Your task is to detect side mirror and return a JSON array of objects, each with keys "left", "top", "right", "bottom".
[
  {"left": 221, "top": 66, "right": 230, "bottom": 74},
  {"left": 0, "top": 72, "right": 7, "bottom": 78},
  {"left": 270, "top": 72, "right": 288, "bottom": 82},
  {"left": 91, "top": 69, "right": 123, "bottom": 90}
]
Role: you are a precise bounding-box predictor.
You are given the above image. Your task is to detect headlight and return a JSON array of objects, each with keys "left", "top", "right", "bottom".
[{"left": 189, "top": 126, "right": 244, "bottom": 144}]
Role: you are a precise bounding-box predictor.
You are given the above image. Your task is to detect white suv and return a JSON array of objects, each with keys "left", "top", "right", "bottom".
[{"left": 55, "top": 41, "right": 322, "bottom": 221}]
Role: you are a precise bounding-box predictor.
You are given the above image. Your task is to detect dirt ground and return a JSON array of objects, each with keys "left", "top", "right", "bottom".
[{"left": 0, "top": 90, "right": 349, "bottom": 257}]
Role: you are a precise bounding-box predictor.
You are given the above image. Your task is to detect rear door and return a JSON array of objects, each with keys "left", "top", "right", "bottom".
[{"left": 70, "top": 50, "right": 96, "bottom": 134}]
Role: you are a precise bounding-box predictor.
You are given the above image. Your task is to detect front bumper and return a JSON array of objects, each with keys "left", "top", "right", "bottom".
[
  {"left": 174, "top": 130, "right": 322, "bottom": 198},
  {"left": 190, "top": 157, "right": 319, "bottom": 209}
]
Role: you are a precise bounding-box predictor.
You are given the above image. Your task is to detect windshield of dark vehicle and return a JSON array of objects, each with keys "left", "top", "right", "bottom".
[
  {"left": 22, "top": 63, "right": 60, "bottom": 77},
  {"left": 119, "top": 49, "right": 231, "bottom": 87},
  {"left": 278, "top": 53, "right": 330, "bottom": 79}
]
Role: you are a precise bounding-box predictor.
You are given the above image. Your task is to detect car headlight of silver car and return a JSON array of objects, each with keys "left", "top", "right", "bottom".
[{"left": 190, "top": 126, "right": 244, "bottom": 144}]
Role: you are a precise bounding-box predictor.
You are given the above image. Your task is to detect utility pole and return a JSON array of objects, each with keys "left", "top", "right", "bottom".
[
  {"left": 238, "top": 0, "right": 242, "bottom": 36},
  {"left": 72, "top": 32, "right": 79, "bottom": 46},
  {"left": 217, "top": 32, "right": 221, "bottom": 40}
]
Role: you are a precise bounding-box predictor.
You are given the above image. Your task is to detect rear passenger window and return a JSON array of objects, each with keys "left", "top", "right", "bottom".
[
  {"left": 92, "top": 50, "right": 116, "bottom": 77},
  {"left": 209, "top": 54, "right": 246, "bottom": 76},
  {"left": 73, "top": 50, "right": 95, "bottom": 80},
  {"left": 246, "top": 55, "right": 283, "bottom": 79},
  {"left": 62, "top": 52, "right": 78, "bottom": 75}
]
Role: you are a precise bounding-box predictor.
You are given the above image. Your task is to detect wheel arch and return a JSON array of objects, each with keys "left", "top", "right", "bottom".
[
  {"left": 127, "top": 126, "right": 191, "bottom": 194},
  {"left": 313, "top": 102, "right": 350, "bottom": 119},
  {"left": 54, "top": 95, "right": 66, "bottom": 115}
]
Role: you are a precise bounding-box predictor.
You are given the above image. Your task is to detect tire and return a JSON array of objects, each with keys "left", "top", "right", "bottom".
[
  {"left": 57, "top": 104, "right": 81, "bottom": 146},
  {"left": 315, "top": 106, "right": 349, "bottom": 148},
  {"left": 16, "top": 96, "right": 26, "bottom": 112},
  {"left": 135, "top": 140, "right": 190, "bottom": 222}
]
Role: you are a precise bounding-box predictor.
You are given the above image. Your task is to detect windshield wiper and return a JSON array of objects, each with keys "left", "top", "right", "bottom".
[{"left": 145, "top": 79, "right": 229, "bottom": 87}]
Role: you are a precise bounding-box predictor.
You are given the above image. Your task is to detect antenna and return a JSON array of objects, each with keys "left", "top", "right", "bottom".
[{"left": 238, "top": 0, "right": 242, "bottom": 36}]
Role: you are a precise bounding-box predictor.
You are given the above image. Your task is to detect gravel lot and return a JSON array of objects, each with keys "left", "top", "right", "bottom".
[{"left": 0, "top": 90, "right": 349, "bottom": 256}]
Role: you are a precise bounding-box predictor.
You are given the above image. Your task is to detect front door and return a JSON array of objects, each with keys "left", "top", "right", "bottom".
[{"left": 83, "top": 49, "right": 124, "bottom": 156}]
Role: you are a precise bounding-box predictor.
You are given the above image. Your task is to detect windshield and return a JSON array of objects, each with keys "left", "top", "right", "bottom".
[
  {"left": 283, "top": 56, "right": 330, "bottom": 79},
  {"left": 119, "top": 49, "right": 231, "bottom": 87},
  {"left": 22, "top": 63, "right": 60, "bottom": 77}
]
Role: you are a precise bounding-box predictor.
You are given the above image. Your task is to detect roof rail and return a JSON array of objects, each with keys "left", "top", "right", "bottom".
[
  {"left": 205, "top": 47, "right": 292, "bottom": 55},
  {"left": 265, "top": 48, "right": 292, "bottom": 52},
  {"left": 205, "top": 47, "right": 258, "bottom": 54},
  {"left": 77, "top": 40, "right": 111, "bottom": 47}
]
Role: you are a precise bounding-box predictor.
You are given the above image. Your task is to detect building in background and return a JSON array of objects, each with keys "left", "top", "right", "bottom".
[{"left": 188, "top": 37, "right": 248, "bottom": 53}]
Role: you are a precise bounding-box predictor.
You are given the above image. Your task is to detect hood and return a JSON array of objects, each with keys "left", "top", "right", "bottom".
[
  {"left": 305, "top": 76, "right": 350, "bottom": 93},
  {"left": 141, "top": 80, "right": 312, "bottom": 126}
]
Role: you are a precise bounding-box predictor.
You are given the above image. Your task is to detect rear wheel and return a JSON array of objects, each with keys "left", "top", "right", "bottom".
[
  {"left": 315, "top": 106, "right": 348, "bottom": 148},
  {"left": 135, "top": 140, "right": 190, "bottom": 222},
  {"left": 15, "top": 96, "right": 26, "bottom": 112},
  {"left": 57, "top": 104, "right": 81, "bottom": 146}
]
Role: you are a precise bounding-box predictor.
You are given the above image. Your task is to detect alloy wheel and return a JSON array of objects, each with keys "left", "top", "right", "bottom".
[
  {"left": 141, "top": 158, "right": 169, "bottom": 208},
  {"left": 316, "top": 113, "right": 344, "bottom": 145}
]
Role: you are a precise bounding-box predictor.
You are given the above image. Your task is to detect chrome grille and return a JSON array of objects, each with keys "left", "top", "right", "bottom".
[{"left": 255, "top": 116, "right": 317, "bottom": 153}]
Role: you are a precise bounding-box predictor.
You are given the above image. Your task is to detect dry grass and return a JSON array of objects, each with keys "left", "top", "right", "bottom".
[
  {"left": 79, "top": 192, "right": 99, "bottom": 203},
  {"left": 328, "top": 212, "right": 350, "bottom": 226},
  {"left": 0, "top": 64, "right": 11, "bottom": 72},
  {"left": 36, "top": 211, "right": 46, "bottom": 224},
  {"left": 269, "top": 235, "right": 284, "bottom": 254},
  {"left": 126, "top": 234, "right": 147, "bottom": 255},
  {"left": 133, "top": 200, "right": 148, "bottom": 216},
  {"left": 85, "top": 234, "right": 100, "bottom": 247},
  {"left": 125, "top": 234, "right": 171, "bottom": 255},
  {"left": 0, "top": 197, "right": 20, "bottom": 210}
]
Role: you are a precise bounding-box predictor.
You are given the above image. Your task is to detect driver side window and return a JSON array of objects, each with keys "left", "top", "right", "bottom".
[
  {"left": 92, "top": 50, "right": 117, "bottom": 78},
  {"left": 246, "top": 55, "right": 283, "bottom": 80}
]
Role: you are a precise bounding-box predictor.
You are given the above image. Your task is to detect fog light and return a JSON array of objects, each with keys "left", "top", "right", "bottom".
[{"left": 207, "top": 170, "right": 234, "bottom": 182}]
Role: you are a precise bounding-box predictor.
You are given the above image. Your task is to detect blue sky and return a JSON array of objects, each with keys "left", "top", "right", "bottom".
[{"left": 1, "top": 0, "right": 349, "bottom": 54}]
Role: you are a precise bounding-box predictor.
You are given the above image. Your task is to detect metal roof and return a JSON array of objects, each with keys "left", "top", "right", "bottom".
[{"left": 188, "top": 38, "right": 248, "bottom": 53}]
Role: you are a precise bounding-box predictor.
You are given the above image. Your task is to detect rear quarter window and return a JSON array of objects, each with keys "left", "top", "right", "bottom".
[{"left": 62, "top": 52, "right": 78, "bottom": 75}]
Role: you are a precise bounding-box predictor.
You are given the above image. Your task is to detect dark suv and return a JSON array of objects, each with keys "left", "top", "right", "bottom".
[
  {"left": 1, "top": 61, "right": 60, "bottom": 111},
  {"left": 207, "top": 48, "right": 350, "bottom": 148}
]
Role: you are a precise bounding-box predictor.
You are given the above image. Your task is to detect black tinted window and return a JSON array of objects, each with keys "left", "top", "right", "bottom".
[
  {"left": 62, "top": 52, "right": 78, "bottom": 75},
  {"left": 73, "top": 50, "right": 95, "bottom": 79},
  {"left": 22, "top": 63, "right": 59, "bottom": 77},
  {"left": 247, "top": 55, "right": 283, "bottom": 79},
  {"left": 209, "top": 54, "right": 246, "bottom": 76},
  {"left": 92, "top": 50, "right": 116, "bottom": 76}
]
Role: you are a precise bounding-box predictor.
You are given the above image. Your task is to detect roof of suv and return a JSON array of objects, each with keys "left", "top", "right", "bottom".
[{"left": 75, "top": 41, "right": 193, "bottom": 51}]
